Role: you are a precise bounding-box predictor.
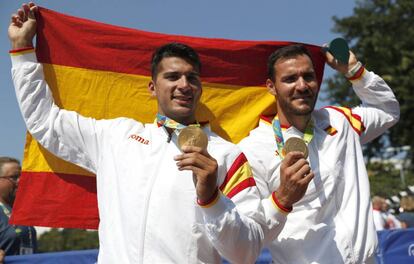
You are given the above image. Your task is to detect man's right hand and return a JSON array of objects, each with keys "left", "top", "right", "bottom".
[
  {"left": 273, "top": 151, "right": 314, "bottom": 209},
  {"left": 8, "top": 2, "right": 38, "bottom": 49}
]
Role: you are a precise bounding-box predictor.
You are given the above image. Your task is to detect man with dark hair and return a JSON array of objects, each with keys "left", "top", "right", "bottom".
[
  {"left": 7, "top": 3, "right": 301, "bottom": 263},
  {"left": 150, "top": 42, "right": 201, "bottom": 78},
  {"left": 0, "top": 157, "right": 37, "bottom": 255},
  {"left": 239, "top": 44, "right": 400, "bottom": 263},
  {"left": 266, "top": 44, "right": 313, "bottom": 82}
]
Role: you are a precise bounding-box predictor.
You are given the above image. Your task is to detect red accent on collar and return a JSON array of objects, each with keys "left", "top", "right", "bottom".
[
  {"left": 259, "top": 114, "right": 291, "bottom": 129},
  {"left": 259, "top": 114, "right": 275, "bottom": 124}
]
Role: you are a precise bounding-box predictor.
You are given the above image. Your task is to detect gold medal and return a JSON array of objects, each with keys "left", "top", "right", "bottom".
[
  {"left": 283, "top": 137, "right": 308, "bottom": 159},
  {"left": 178, "top": 126, "right": 208, "bottom": 150}
]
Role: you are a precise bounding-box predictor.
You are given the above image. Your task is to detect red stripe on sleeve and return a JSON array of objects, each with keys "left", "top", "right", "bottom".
[
  {"left": 219, "top": 153, "right": 248, "bottom": 191},
  {"left": 9, "top": 47, "right": 35, "bottom": 54},
  {"left": 325, "top": 106, "right": 366, "bottom": 135},
  {"left": 226, "top": 178, "right": 256, "bottom": 199}
]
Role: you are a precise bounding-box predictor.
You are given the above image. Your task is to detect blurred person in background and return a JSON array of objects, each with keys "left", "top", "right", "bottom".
[
  {"left": 0, "top": 157, "right": 37, "bottom": 255},
  {"left": 398, "top": 195, "right": 414, "bottom": 228},
  {"left": 372, "top": 196, "right": 387, "bottom": 231},
  {"left": 381, "top": 198, "right": 401, "bottom": 229},
  {"left": 372, "top": 196, "right": 401, "bottom": 231}
]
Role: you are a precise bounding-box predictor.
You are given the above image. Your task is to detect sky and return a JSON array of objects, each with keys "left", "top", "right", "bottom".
[{"left": 0, "top": 0, "right": 357, "bottom": 160}]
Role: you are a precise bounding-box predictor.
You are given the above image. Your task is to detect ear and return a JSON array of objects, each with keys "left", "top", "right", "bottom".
[
  {"left": 266, "top": 79, "right": 277, "bottom": 96},
  {"left": 148, "top": 80, "right": 156, "bottom": 97}
]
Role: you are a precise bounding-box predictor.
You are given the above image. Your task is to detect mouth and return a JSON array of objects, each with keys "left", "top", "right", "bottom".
[
  {"left": 172, "top": 95, "right": 193, "bottom": 105},
  {"left": 291, "top": 96, "right": 315, "bottom": 108},
  {"left": 293, "top": 96, "right": 312, "bottom": 102}
]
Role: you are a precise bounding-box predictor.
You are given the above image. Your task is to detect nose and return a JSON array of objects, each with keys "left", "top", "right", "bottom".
[
  {"left": 177, "top": 75, "right": 190, "bottom": 89},
  {"left": 296, "top": 77, "right": 309, "bottom": 91}
]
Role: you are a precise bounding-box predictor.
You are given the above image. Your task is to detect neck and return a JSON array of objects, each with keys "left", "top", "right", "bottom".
[
  {"left": 278, "top": 113, "right": 311, "bottom": 132},
  {"left": 179, "top": 119, "right": 196, "bottom": 126},
  {"left": 160, "top": 113, "right": 196, "bottom": 126}
]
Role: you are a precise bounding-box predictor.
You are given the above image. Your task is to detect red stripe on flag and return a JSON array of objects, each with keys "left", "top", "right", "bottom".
[
  {"left": 219, "top": 153, "right": 248, "bottom": 191},
  {"left": 35, "top": 7, "right": 325, "bottom": 87},
  {"left": 226, "top": 178, "right": 256, "bottom": 199},
  {"left": 10, "top": 171, "right": 99, "bottom": 229}
]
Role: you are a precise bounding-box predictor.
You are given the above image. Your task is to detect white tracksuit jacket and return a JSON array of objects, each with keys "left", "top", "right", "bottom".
[
  {"left": 11, "top": 51, "right": 286, "bottom": 264},
  {"left": 239, "top": 69, "right": 400, "bottom": 264}
]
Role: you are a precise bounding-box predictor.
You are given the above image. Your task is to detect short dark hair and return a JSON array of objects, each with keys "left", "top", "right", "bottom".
[
  {"left": 151, "top": 42, "right": 201, "bottom": 79},
  {"left": 267, "top": 44, "right": 314, "bottom": 81},
  {"left": 0, "top": 157, "right": 20, "bottom": 176}
]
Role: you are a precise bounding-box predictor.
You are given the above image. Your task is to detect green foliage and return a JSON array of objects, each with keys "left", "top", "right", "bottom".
[
  {"left": 368, "top": 162, "right": 414, "bottom": 197},
  {"left": 326, "top": 0, "right": 414, "bottom": 164},
  {"left": 37, "top": 228, "right": 99, "bottom": 253}
]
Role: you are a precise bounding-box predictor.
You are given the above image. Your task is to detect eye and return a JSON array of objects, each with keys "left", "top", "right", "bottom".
[
  {"left": 283, "top": 75, "right": 297, "bottom": 83},
  {"left": 187, "top": 73, "right": 200, "bottom": 84},
  {"left": 304, "top": 72, "right": 316, "bottom": 82},
  {"left": 164, "top": 73, "right": 180, "bottom": 81}
]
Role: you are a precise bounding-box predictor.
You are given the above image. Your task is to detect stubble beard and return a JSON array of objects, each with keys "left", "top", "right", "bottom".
[{"left": 279, "top": 97, "right": 316, "bottom": 117}]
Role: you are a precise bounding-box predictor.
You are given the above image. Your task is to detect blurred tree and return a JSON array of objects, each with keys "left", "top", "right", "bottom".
[
  {"left": 368, "top": 162, "right": 414, "bottom": 197},
  {"left": 37, "top": 228, "right": 99, "bottom": 252},
  {"left": 325, "top": 0, "right": 414, "bottom": 164}
]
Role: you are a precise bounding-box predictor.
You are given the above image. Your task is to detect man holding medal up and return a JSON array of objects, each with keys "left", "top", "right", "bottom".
[
  {"left": 7, "top": 3, "right": 300, "bottom": 263},
  {"left": 239, "top": 44, "right": 400, "bottom": 263}
]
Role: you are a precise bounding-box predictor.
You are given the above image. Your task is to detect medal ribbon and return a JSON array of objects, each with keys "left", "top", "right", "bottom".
[
  {"left": 272, "top": 115, "right": 314, "bottom": 158},
  {"left": 0, "top": 202, "right": 11, "bottom": 217},
  {"left": 155, "top": 113, "right": 200, "bottom": 130}
]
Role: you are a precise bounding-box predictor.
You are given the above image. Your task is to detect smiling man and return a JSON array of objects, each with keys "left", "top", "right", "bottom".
[
  {"left": 7, "top": 3, "right": 297, "bottom": 263},
  {"left": 148, "top": 54, "right": 202, "bottom": 124},
  {"left": 238, "top": 44, "right": 400, "bottom": 263}
]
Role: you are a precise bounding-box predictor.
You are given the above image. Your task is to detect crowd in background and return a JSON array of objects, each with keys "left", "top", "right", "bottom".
[{"left": 372, "top": 195, "right": 414, "bottom": 230}]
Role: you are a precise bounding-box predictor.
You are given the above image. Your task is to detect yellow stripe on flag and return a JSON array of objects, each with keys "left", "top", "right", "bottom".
[
  {"left": 23, "top": 64, "right": 274, "bottom": 175},
  {"left": 44, "top": 63, "right": 273, "bottom": 142},
  {"left": 23, "top": 134, "right": 94, "bottom": 176}
]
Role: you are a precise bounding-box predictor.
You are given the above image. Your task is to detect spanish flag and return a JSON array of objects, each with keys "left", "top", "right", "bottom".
[{"left": 10, "top": 7, "right": 325, "bottom": 229}]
